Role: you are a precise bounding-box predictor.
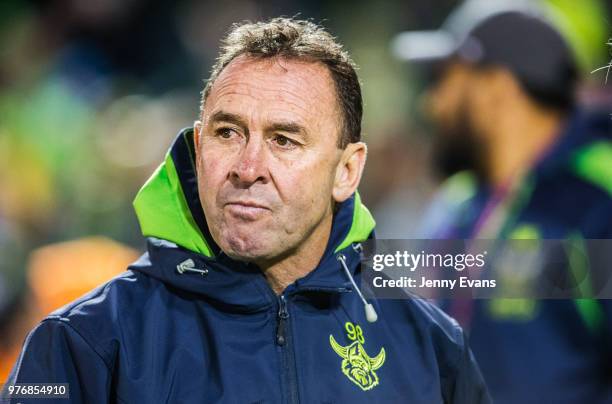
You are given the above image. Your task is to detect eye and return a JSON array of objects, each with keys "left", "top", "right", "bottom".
[
  {"left": 215, "top": 127, "right": 236, "bottom": 139},
  {"left": 273, "top": 134, "right": 297, "bottom": 148}
]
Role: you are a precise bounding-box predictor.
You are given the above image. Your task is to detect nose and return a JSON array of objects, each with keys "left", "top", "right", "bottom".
[{"left": 229, "top": 135, "right": 269, "bottom": 188}]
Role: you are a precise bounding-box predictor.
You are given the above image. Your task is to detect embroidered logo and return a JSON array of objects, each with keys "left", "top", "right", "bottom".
[{"left": 329, "top": 322, "right": 386, "bottom": 391}]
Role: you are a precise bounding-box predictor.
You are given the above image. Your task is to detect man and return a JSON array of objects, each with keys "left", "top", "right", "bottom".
[
  {"left": 5, "top": 18, "right": 490, "bottom": 403},
  {"left": 394, "top": 3, "right": 612, "bottom": 404}
]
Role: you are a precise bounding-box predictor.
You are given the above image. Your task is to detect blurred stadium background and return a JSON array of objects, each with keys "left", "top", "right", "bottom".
[{"left": 0, "top": 0, "right": 610, "bottom": 378}]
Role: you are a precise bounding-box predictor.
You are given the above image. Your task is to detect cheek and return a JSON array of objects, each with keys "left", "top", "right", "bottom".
[
  {"left": 275, "top": 158, "right": 335, "bottom": 220},
  {"left": 466, "top": 92, "right": 490, "bottom": 133},
  {"left": 197, "top": 152, "right": 228, "bottom": 208}
]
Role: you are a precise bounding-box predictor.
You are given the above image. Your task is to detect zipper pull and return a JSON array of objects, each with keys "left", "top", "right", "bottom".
[{"left": 276, "top": 295, "right": 289, "bottom": 346}]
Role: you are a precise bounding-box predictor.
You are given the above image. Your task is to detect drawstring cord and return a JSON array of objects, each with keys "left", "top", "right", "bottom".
[{"left": 337, "top": 249, "right": 378, "bottom": 323}]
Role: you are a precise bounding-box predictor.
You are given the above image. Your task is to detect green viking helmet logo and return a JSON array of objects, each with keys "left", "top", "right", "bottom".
[{"left": 329, "top": 322, "right": 386, "bottom": 391}]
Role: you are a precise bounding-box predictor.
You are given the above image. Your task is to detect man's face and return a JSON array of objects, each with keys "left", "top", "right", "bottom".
[
  {"left": 195, "top": 56, "right": 352, "bottom": 264},
  {"left": 425, "top": 61, "right": 486, "bottom": 178}
]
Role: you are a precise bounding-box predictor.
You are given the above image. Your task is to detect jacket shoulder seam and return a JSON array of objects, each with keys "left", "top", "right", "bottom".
[
  {"left": 44, "top": 316, "right": 114, "bottom": 370},
  {"left": 452, "top": 324, "right": 466, "bottom": 369},
  {"left": 51, "top": 271, "right": 133, "bottom": 316}
]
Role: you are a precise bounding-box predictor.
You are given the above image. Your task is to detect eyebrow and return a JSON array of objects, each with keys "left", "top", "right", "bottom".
[
  {"left": 209, "top": 110, "right": 307, "bottom": 137},
  {"left": 209, "top": 111, "right": 248, "bottom": 129},
  {"left": 268, "top": 121, "right": 306, "bottom": 135}
]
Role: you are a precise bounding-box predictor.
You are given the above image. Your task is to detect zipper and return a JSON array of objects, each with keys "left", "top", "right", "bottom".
[
  {"left": 268, "top": 279, "right": 351, "bottom": 403},
  {"left": 276, "top": 294, "right": 299, "bottom": 403},
  {"left": 276, "top": 295, "right": 290, "bottom": 345},
  {"left": 275, "top": 287, "right": 350, "bottom": 346}
]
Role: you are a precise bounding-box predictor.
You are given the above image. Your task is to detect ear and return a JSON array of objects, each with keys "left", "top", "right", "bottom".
[
  {"left": 332, "top": 142, "right": 367, "bottom": 203},
  {"left": 193, "top": 120, "right": 203, "bottom": 167},
  {"left": 193, "top": 120, "right": 203, "bottom": 149},
  {"left": 483, "top": 68, "right": 521, "bottom": 107},
  {"left": 469, "top": 68, "right": 517, "bottom": 132}
]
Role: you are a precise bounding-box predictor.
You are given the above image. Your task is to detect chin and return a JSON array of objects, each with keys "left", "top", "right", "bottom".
[{"left": 220, "top": 232, "right": 273, "bottom": 262}]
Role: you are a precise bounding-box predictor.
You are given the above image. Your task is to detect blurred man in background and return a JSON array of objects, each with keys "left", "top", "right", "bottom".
[{"left": 394, "top": 1, "right": 612, "bottom": 403}]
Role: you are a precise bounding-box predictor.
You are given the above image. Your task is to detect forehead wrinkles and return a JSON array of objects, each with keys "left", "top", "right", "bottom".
[{"left": 205, "top": 57, "right": 340, "bottom": 125}]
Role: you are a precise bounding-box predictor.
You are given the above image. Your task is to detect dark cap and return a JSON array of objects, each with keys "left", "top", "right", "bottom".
[{"left": 392, "top": 0, "right": 577, "bottom": 107}]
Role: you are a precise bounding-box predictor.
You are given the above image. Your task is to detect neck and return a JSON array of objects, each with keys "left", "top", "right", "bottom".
[
  {"left": 485, "top": 104, "right": 564, "bottom": 188},
  {"left": 258, "top": 212, "right": 333, "bottom": 295}
]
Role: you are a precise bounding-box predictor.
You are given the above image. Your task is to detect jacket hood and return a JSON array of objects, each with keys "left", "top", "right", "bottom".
[{"left": 130, "top": 128, "right": 376, "bottom": 310}]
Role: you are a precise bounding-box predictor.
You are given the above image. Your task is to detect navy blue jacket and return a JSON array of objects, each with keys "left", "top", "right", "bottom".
[
  {"left": 6, "top": 129, "right": 490, "bottom": 403},
  {"left": 425, "top": 109, "right": 612, "bottom": 404}
]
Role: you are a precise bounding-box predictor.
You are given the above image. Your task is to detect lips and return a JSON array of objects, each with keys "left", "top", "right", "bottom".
[{"left": 224, "top": 200, "right": 271, "bottom": 220}]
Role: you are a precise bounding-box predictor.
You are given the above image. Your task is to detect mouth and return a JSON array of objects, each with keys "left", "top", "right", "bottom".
[{"left": 224, "top": 201, "right": 271, "bottom": 220}]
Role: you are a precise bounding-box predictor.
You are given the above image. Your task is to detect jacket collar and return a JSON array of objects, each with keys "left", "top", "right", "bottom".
[
  {"left": 532, "top": 108, "right": 611, "bottom": 179},
  {"left": 130, "top": 128, "right": 375, "bottom": 310}
]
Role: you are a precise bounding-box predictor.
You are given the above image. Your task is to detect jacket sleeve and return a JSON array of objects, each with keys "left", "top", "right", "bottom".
[
  {"left": 447, "top": 331, "right": 492, "bottom": 404},
  {"left": 2, "top": 318, "right": 112, "bottom": 403}
]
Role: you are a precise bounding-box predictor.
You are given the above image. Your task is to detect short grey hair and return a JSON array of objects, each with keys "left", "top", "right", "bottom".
[{"left": 200, "top": 17, "right": 362, "bottom": 148}]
